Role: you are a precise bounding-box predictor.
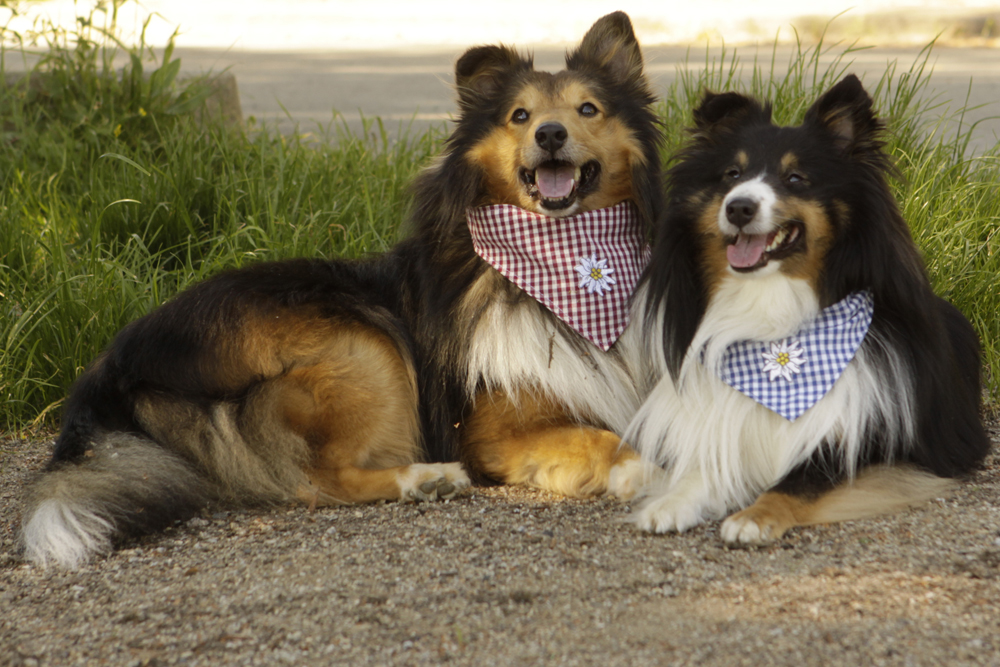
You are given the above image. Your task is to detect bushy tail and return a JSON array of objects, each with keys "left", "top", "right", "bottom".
[
  {"left": 806, "top": 465, "right": 955, "bottom": 525},
  {"left": 22, "top": 432, "right": 211, "bottom": 569}
]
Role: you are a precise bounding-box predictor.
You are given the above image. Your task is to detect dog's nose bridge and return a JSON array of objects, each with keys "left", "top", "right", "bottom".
[
  {"left": 535, "top": 121, "right": 568, "bottom": 154},
  {"left": 720, "top": 176, "right": 776, "bottom": 232}
]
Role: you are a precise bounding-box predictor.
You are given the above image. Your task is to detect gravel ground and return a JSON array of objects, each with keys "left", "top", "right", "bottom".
[{"left": 2, "top": 420, "right": 999, "bottom": 667}]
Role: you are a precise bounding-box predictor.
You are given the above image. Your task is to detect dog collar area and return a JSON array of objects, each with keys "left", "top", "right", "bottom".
[
  {"left": 466, "top": 202, "right": 649, "bottom": 351},
  {"left": 711, "top": 291, "right": 875, "bottom": 421}
]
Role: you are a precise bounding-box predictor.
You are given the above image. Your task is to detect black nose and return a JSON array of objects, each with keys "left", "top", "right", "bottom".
[
  {"left": 725, "top": 197, "right": 758, "bottom": 229},
  {"left": 535, "top": 122, "right": 567, "bottom": 153}
]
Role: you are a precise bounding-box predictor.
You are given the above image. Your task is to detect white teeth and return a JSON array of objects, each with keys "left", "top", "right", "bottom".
[{"left": 765, "top": 228, "right": 788, "bottom": 252}]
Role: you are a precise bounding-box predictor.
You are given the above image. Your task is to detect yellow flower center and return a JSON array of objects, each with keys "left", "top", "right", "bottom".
[
  {"left": 590, "top": 267, "right": 603, "bottom": 280},
  {"left": 776, "top": 351, "right": 790, "bottom": 366}
]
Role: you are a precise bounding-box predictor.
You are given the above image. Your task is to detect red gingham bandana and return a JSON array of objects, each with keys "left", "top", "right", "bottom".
[{"left": 466, "top": 202, "right": 650, "bottom": 351}]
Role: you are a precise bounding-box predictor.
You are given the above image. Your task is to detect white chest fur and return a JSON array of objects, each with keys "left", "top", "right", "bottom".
[
  {"left": 464, "top": 273, "right": 643, "bottom": 434},
  {"left": 627, "top": 273, "right": 916, "bottom": 529}
]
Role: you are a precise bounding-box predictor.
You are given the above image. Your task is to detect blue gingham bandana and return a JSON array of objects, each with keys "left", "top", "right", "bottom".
[{"left": 713, "top": 291, "right": 874, "bottom": 421}]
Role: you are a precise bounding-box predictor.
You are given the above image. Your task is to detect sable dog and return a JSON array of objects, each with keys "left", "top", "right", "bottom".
[
  {"left": 627, "top": 75, "right": 989, "bottom": 543},
  {"left": 23, "top": 12, "right": 664, "bottom": 568}
]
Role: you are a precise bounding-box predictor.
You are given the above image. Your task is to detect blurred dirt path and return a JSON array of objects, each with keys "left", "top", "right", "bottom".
[{"left": 2, "top": 420, "right": 998, "bottom": 666}]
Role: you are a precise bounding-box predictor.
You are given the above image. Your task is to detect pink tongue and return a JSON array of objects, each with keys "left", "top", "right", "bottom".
[
  {"left": 727, "top": 233, "right": 768, "bottom": 268},
  {"left": 536, "top": 165, "right": 576, "bottom": 199}
]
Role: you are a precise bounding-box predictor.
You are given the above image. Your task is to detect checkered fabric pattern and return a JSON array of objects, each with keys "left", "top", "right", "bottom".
[
  {"left": 466, "top": 202, "right": 650, "bottom": 351},
  {"left": 715, "top": 291, "right": 874, "bottom": 421}
]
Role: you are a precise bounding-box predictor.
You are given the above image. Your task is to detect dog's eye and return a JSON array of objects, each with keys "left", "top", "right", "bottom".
[
  {"left": 786, "top": 172, "right": 807, "bottom": 185},
  {"left": 511, "top": 108, "right": 530, "bottom": 124},
  {"left": 725, "top": 167, "right": 741, "bottom": 180},
  {"left": 579, "top": 102, "right": 599, "bottom": 117}
]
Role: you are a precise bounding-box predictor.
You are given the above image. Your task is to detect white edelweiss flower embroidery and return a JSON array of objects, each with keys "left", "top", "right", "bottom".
[
  {"left": 575, "top": 253, "right": 616, "bottom": 296},
  {"left": 761, "top": 338, "right": 806, "bottom": 382}
]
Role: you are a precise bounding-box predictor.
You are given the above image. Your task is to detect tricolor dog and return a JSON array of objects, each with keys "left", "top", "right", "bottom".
[{"left": 627, "top": 76, "right": 989, "bottom": 543}]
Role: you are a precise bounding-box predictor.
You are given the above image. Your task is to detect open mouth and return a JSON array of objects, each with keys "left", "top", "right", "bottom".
[
  {"left": 726, "top": 222, "right": 805, "bottom": 272},
  {"left": 519, "top": 159, "right": 600, "bottom": 212}
]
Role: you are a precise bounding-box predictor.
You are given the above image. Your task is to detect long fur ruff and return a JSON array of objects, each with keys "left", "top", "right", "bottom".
[
  {"left": 464, "top": 270, "right": 645, "bottom": 434},
  {"left": 631, "top": 274, "right": 917, "bottom": 523}
]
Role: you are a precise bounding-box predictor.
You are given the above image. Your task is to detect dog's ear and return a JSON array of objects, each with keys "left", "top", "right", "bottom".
[
  {"left": 455, "top": 45, "right": 532, "bottom": 110},
  {"left": 804, "top": 75, "right": 882, "bottom": 154},
  {"left": 693, "top": 91, "right": 770, "bottom": 131},
  {"left": 567, "top": 11, "right": 644, "bottom": 86}
]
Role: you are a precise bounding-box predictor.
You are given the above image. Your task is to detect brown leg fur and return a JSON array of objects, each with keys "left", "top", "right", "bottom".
[
  {"left": 276, "top": 326, "right": 469, "bottom": 505},
  {"left": 138, "top": 322, "right": 470, "bottom": 506},
  {"left": 463, "top": 390, "right": 651, "bottom": 499},
  {"left": 720, "top": 465, "right": 954, "bottom": 545}
]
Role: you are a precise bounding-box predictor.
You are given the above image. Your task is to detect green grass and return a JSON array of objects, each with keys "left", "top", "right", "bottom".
[{"left": 0, "top": 5, "right": 997, "bottom": 432}]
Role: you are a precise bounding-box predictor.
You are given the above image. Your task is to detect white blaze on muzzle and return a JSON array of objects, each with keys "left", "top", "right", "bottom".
[{"left": 718, "top": 176, "right": 781, "bottom": 270}]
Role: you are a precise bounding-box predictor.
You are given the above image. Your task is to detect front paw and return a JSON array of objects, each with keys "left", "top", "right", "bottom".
[
  {"left": 719, "top": 495, "right": 796, "bottom": 545},
  {"left": 720, "top": 512, "right": 782, "bottom": 545},
  {"left": 631, "top": 491, "right": 709, "bottom": 534},
  {"left": 397, "top": 463, "right": 471, "bottom": 502},
  {"left": 607, "top": 458, "right": 665, "bottom": 501}
]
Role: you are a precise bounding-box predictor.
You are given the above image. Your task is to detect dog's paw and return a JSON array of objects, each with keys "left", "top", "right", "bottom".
[
  {"left": 607, "top": 459, "right": 664, "bottom": 501},
  {"left": 397, "top": 463, "right": 471, "bottom": 502},
  {"left": 720, "top": 513, "right": 774, "bottom": 545},
  {"left": 631, "top": 492, "right": 708, "bottom": 534},
  {"left": 630, "top": 470, "right": 724, "bottom": 534},
  {"left": 719, "top": 499, "right": 794, "bottom": 546}
]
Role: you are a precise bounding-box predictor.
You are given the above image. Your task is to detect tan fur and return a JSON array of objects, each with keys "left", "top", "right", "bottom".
[
  {"left": 457, "top": 70, "right": 650, "bottom": 498},
  {"left": 137, "top": 322, "right": 427, "bottom": 505},
  {"left": 724, "top": 466, "right": 955, "bottom": 542},
  {"left": 281, "top": 327, "right": 422, "bottom": 504},
  {"left": 135, "top": 396, "right": 306, "bottom": 502},
  {"left": 779, "top": 151, "right": 798, "bottom": 172},
  {"left": 773, "top": 197, "right": 834, "bottom": 288},
  {"left": 466, "top": 78, "right": 645, "bottom": 213},
  {"left": 696, "top": 194, "right": 731, "bottom": 299},
  {"left": 799, "top": 466, "right": 955, "bottom": 524},
  {"left": 146, "top": 43, "right": 648, "bottom": 507},
  {"left": 463, "top": 390, "right": 638, "bottom": 497},
  {"left": 21, "top": 15, "right": 653, "bottom": 571}
]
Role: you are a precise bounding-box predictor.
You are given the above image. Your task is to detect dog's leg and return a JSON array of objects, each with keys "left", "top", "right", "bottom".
[
  {"left": 299, "top": 462, "right": 470, "bottom": 505},
  {"left": 607, "top": 452, "right": 663, "bottom": 500},
  {"left": 631, "top": 468, "right": 727, "bottom": 533},
  {"left": 720, "top": 464, "right": 954, "bottom": 545},
  {"left": 463, "top": 390, "right": 658, "bottom": 499},
  {"left": 470, "top": 425, "right": 651, "bottom": 498},
  {"left": 271, "top": 326, "right": 469, "bottom": 505}
]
